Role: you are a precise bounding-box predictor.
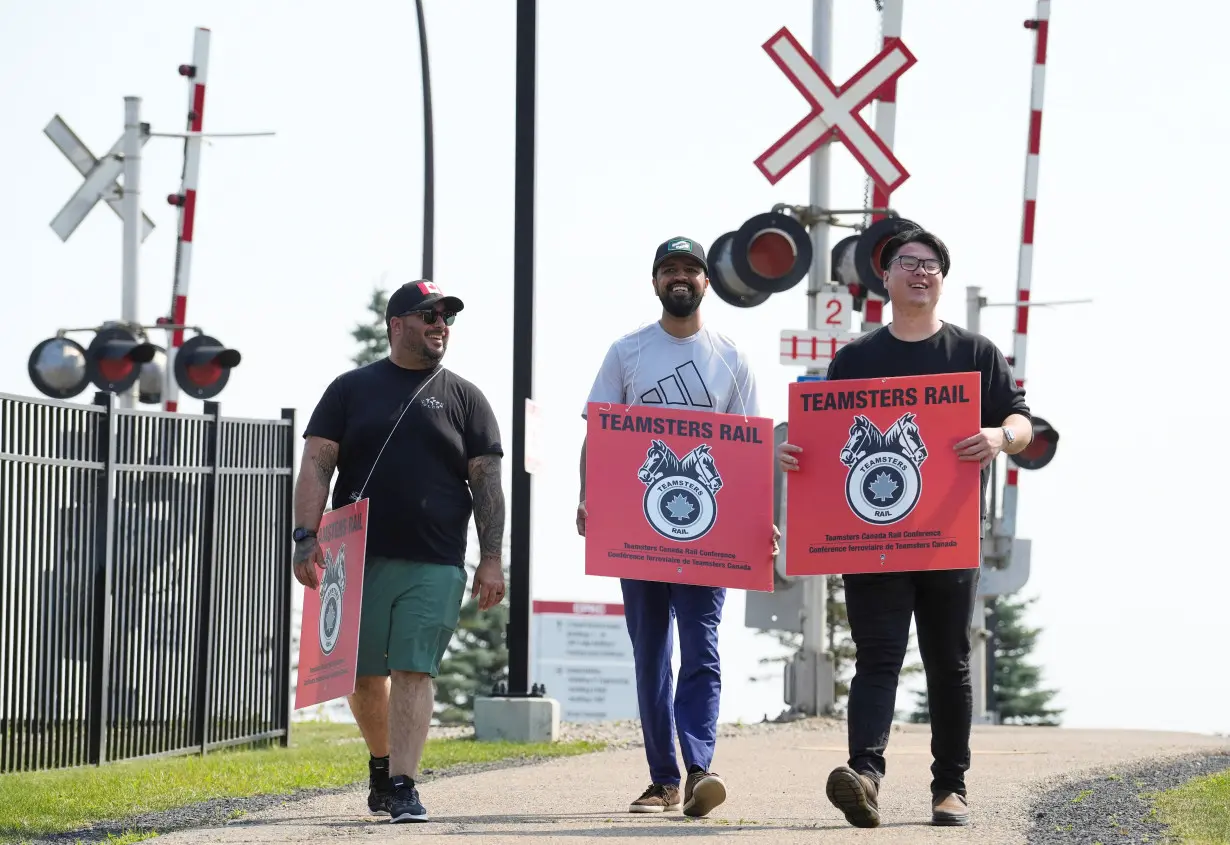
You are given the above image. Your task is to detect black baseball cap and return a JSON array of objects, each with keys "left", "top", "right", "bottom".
[
  {"left": 652, "top": 236, "right": 708, "bottom": 274},
  {"left": 384, "top": 280, "right": 465, "bottom": 323}
]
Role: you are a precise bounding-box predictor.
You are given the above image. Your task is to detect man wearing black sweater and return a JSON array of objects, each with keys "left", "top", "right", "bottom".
[{"left": 777, "top": 227, "right": 1033, "bottom": 829}]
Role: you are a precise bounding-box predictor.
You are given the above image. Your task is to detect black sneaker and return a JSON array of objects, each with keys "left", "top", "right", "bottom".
[
  {"left": 367, "top": 756, "right": 392, "bottom": 815},
  {"left": 388, "top": 774, "right": 428, "bottom": 823}
]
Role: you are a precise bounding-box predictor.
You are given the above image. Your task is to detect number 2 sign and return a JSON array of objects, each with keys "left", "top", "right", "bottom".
[{"left": 820, "top": 291, "right": 853, "bottom": 333}]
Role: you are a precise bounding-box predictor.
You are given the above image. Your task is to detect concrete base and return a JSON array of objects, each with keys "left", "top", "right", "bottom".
[{"left": 474, "top": 695, "right": 560, "bottom": 743}]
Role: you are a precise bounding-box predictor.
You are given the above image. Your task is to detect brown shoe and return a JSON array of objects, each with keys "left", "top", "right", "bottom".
[
  {"left": 825, "top": 766, "right": 881, "bottom": 828},
  {"left": 683, "top": 769, "right": 726, "bottom": 817},
  {"left": 629, "top": 783, "right": 680, "bottom": 813},
  {"left": 932, "top": 792, "right": 970, "bottom": 826}
]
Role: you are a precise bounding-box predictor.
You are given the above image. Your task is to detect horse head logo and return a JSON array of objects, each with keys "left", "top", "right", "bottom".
[
  {"left": 884, "top": 412, "right": 929, "bottom": 467},
  {"left": 683, "top": 443, "right": 723, "bottom": 494},
  {"left": 840, "top": 416, "right": 884, "bottom": 468},
  {"left": 638, "top": 439, "right": 675, "bottom": 484},
  {"left": 317, "top": 542, "right": 347, "bottom": 655}
]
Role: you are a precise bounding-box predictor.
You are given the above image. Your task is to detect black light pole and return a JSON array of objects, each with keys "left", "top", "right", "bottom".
[
  {"left": 415, "top": 0, "right": 434, "bottom": 280},
  {"left": 506, "top": 0, "right": 536, "bottom": 698}
]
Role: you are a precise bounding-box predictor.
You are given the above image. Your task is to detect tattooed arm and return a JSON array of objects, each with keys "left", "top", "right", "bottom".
[
  {"left": 292, "top": 436, "right": 338, "bottom": 587},
  {"left": 467, "top": 454, "right": 506, "bottom": 609},
  {"left": 295, "top": 436, "right": 338, "bottom": 531},
  {"left": 468, "top": 455, "right": 505, "bottom": 561}
]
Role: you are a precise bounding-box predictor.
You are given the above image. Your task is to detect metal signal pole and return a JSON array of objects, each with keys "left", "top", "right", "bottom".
[
  {"left": 120, "top": 96, "right": 143, "bottom": 410},
  {"left": 507, "top": 0, "right": 537, "bottom": 699},
  {"left": 797, "top": 0, "right": 836, "bottom": 716},
  {"left": 415, "top": 0, "right": 435, "bottom": 281}
]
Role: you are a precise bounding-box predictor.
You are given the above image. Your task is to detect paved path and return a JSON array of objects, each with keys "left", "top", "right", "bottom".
[{"left": 154, "top": 722, "right": 1230, "bottom": 844}]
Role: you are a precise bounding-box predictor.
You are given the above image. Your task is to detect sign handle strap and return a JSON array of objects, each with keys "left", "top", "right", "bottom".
[{"left": 350, "top": 367, "right": 444, "bottom": 502}]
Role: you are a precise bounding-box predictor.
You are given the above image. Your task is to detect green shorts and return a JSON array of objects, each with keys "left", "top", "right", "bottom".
[{"left": 356, "top": 557, "right": 467, "bottom": 677}]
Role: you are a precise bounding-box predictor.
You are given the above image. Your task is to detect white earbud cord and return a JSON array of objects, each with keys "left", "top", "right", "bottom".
[
  {"left": 707, "top": 328, "right": 750, "bottom": 423},
  {"left": 351, "top": 367, "right": 444, "bottom": 502}
]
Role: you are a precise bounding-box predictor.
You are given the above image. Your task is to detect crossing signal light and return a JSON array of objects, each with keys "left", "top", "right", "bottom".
[
  {"left": 174, "top": 334, "right": 241, "bottom": 399},
  {"left": 1008, "top": 415, "right": 1060, "bottom": 471},
  {"left": 709, "top": 211, "right": 813, "bottom": 308},
  {"left": 86, "top": 326, "right": 158, "bottom": 394},
  {"left": 28, "top": 336, "right": 90, "bottom": 399},
  {"left": 706, "top": 211, "right": 928, "bottom": 308}
]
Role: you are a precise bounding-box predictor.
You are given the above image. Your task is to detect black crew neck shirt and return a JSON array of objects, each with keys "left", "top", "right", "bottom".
[
  {"left": 825, "top": 322, "right": 1031, "bottom": 515},
  {"left": 303, "top": 358, "right": 503, "bottom": 566}
]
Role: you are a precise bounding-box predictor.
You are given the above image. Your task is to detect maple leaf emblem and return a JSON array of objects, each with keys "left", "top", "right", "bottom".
[
  {"left": 664, "top": 493, "right": 694, "bottom": 521},
  {"left": 868, "top": 471, "right": 899, "bottom": 502}
]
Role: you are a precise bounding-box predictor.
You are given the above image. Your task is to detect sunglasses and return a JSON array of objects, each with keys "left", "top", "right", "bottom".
[{"left": 402, "top": 309, "right": 456, "bottom": 326}]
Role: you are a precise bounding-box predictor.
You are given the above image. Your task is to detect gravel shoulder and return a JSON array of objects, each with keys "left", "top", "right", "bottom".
[
  {"left": 1026, "top": 751, "right": 1230, "bottom": 845},
  {"left": 140, "top": 720, "right": 1230, "bottom": 845}
]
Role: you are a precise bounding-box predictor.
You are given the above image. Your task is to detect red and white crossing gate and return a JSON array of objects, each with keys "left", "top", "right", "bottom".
[{"left": 754, "top": 26, "right": 916, "bottom": 193}]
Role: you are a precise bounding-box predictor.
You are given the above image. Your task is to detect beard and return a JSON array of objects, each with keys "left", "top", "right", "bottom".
[
  {"left": 406, "top": 332, "right": 446, "bottom": 362},
  {"left": 659, "top": 284, "right": 702, "bottom": 318}
]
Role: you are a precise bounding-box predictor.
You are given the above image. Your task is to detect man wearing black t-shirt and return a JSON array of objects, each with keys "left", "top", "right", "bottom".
[
  {"left": 292, "top": 279, "right": 506, "bottom": 824},
  {"left": 777, "top": 227, "right": 1032, "bottom": 829}
]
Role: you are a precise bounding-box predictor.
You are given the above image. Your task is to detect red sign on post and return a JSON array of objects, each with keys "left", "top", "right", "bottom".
[
  {"left": 294, "top": 498, "right": 368, "bottom": 710},
  {"left": 784, "top": 373, "right": 982, "bottom": 575},
  {"left": 584, "top": 402, "right": 775, "bottom": 592}
]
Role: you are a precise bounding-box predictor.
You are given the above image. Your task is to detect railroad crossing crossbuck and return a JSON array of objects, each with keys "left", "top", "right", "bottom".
[
  {"left": 754, "top": 26, "right": 916, "bottom": 192},
  {"left": 44, "top": 114, "right": 156, "bottom": 242}
]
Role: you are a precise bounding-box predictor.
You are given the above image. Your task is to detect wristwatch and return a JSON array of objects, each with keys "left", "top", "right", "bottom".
[
  {"left": 1002, "top": 427, "right": 1015, "bottom": 444},
  {"left": 292, "top": 527, "right": 317, "bottom": 543}
]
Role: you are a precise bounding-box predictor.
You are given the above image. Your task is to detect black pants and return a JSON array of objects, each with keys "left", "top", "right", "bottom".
[{"left": 842, "top": 566, "right": 979, "bottom": 797}]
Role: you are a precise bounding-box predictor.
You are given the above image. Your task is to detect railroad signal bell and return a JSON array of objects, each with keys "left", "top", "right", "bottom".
[
  {"left": 1008, "top": 415, "right": 1060, "bottom": 471},
  {"left": 173, "top": 334, "right": 241, "bottom": 400},
  {"left": 708, "top": 211, "right": 813, "bottom": 308},
  {"left": 27, "top": 336, "right": 90, "bottom": 399}
]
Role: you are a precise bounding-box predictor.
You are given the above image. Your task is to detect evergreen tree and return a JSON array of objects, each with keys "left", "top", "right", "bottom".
[
  {"left": 909, "top": 592, "right": 1062, "bottom": 725},
  {"left": 351, "top": 287, "right": 390, "bottom": 367},
  {"left": 988, "top": 594, "right": 1062, "bottom": 725},
  {"left": 434, "top": 562, "right": 510, "bottom": 724}
]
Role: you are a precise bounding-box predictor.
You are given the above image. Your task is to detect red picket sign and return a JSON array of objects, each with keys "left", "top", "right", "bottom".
[
  {"left": 294, "top": 498, "right": 368, "bottom": 709},
  {"left": 785, "top": 372, "right": 982, "bottom": 575},
  {"left": 584, "top": 402, "right": 775, "bottom": 591}
]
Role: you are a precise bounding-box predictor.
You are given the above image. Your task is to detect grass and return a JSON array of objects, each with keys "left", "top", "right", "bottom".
[
  {"left": 0, "top": 721, "right": 603, "bottom": 843},
  {"left": 1150, "top": 767, "right": 1230, "bottom": 844}
]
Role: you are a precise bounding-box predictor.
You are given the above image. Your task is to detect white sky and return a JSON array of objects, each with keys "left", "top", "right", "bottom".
[{"left": 3, "top": 0, "right": 1227, "bottom": 737}]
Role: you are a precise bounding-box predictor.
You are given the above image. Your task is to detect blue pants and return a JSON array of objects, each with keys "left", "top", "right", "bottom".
[{"left": 620, "top": 577, "right": 726, "bottom": 786}]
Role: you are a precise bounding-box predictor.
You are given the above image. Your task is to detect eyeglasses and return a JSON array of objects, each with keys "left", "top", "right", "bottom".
[
  {"left": 891, "top": 255, "right": 943, "bottom": 275},
  {"left": 402, "top": 309, "right": 456, "bottom": 326}
]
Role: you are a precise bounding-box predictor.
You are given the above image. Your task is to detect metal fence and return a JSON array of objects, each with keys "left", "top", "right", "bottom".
[{"left": 0, "top": 390, "right": 296, "bottom": 773}]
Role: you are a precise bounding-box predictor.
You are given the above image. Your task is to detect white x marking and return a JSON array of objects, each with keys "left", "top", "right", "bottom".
[{"left": 754, "top": 28, "right": 916, "bottom": 191}]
